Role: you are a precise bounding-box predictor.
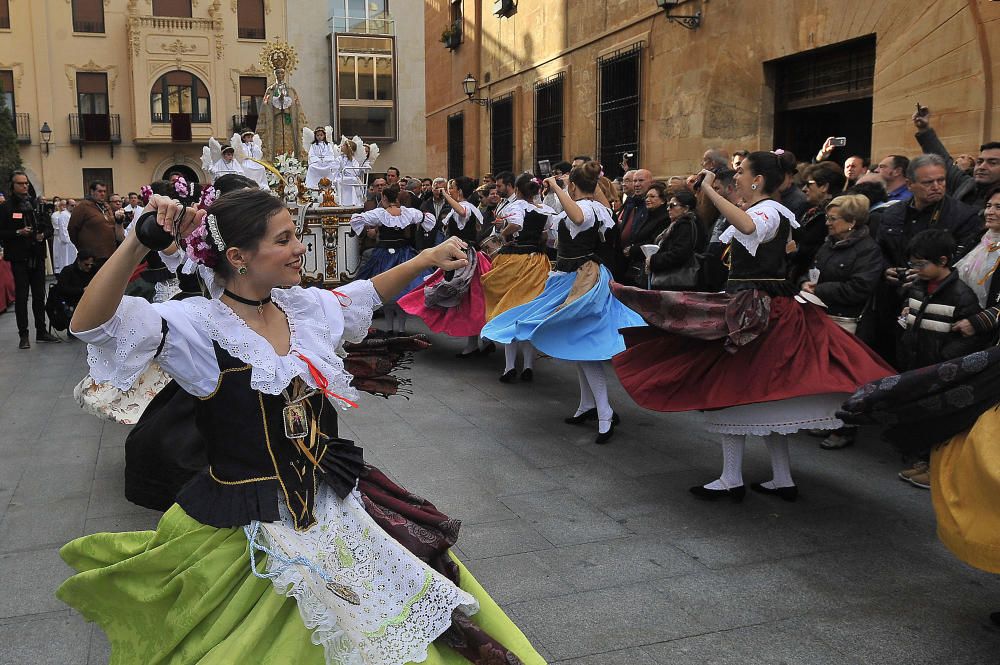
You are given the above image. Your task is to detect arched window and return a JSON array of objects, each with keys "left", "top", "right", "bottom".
[{"left": 150, "top": 71, "right": 211, "bottom": 123}]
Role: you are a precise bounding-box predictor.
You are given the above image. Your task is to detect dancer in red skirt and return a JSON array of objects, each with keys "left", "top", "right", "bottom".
[{"left": 611, "top": 152, "right": 894, "bottom": 501}]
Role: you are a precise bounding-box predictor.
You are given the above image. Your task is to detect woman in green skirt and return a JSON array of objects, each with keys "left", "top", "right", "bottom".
[{"left": 58, "top": 189, "right": 545, "bottom": 665}]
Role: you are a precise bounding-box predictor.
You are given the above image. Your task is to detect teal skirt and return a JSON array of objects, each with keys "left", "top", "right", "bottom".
[{"left": 57, "top": 504, "right": 546, "bottom": 665}]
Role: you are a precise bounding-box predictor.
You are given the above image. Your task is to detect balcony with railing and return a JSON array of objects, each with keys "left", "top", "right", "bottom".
[
  {"left": 14, "top": 112, "right": 30, "bottom": 143},
  {"left": 232, "top": 114, "right": 259, "bottom": 133},
  {"left": 331, "top": 15, "right": 394, "bottom": 35},
  {"left": 69, "top": 113, "right": 121, "bottom": 155},
  {"left": 132, "top": 15, "right": 217, "bottom": 32}
]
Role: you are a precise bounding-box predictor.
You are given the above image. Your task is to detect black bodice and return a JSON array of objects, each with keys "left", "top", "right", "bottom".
[
  {"left": 376, "top": 225, "right": 413, "bottom": 248},
  {"left": 499, "top": 209, "right": 548, "bottom": 255},
  {"left": 446, "top": 212, "right": 479, "bottom": 244},
  {"left": 725, "top": 202, "right": 795, "bottom": 296},
  {"left": 555, "top": 221, "right": 603, "bottom": 272},
  {"left": 175, "top": 342, "right": 364, "bottom": 531}
]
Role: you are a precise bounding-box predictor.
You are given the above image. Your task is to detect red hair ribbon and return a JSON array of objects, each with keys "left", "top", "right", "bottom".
[
  {"left": 292, "top": 351, "right": 359, "bottom": 409},
  {"left": 328, "top": 289, "right": 352, "bottom": 307}
]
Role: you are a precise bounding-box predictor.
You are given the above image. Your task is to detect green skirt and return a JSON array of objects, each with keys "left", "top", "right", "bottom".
[{"left": 57, "top": 504, "right": 545, "bottom": 665}]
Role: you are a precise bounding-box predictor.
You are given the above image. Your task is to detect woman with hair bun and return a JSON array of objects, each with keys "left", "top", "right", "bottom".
[
  {"left": 482, "top": 161, "right": 645, "bottom": 443},
  {"left": 480, "top": 172, "right": 556, "bottom": 381},
  {"left": 611, "top": 151, "right": 893, "bottom": 501},
  {"left": 350, "top": 183, "right": 436, "bottom": 334},
  {"left": 398, "top": 175, "right": 494, "bottom": 357},
  {"left": 57, "top": 189, "right": 545, "bottom": 664}
]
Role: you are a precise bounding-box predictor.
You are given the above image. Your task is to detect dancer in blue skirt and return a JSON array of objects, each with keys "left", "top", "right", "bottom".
[{"left": 482, "top": 161, "right": 644, "bottom": 443}]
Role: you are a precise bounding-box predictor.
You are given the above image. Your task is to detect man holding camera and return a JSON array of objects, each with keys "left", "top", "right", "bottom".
[{"left": 0, "top": 171, "right": 59, "bottom": 348}]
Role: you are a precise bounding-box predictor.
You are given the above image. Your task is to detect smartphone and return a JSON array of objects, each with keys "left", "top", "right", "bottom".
[
  {"left": 831, "top": 137, "right": 847, "bottom": 147},
  {"left": 538, "top": 159, "right": 551, "bottom": 177},
  {"left": 915, "top": 102, "right": 929, "bottom": 118}
]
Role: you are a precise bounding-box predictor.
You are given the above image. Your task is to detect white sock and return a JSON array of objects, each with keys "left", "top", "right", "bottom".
[
  {"left": 579, "top": 361, "right": 612, "bottom": 424},
  {"left": 462, "top": 336, "right": 479, "bottom": 354},
  {"left": 394, "top": 310, "right": 408, "bottom": 334},
  {"left": 704, "top": 434, "right": 745, "bottom": 489},
  {"left": 383, "top": 306, "right": 396, "bottom": 332},
  {"left": 519, "top": 341, "right": 534, "bottom": 370},
  {"left": 503, "top": 343, "right": 517, "bottom": 373},
  {"left": 575, "top": 363, "right": 596, "bottom": 416},
  {"left": 762, "top": 433, "right": 795, "bottom": 488}
]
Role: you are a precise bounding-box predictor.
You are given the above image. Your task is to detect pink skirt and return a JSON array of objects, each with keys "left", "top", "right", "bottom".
[{"left": 398, "top": 251, "right": 492, "bottom": 337}]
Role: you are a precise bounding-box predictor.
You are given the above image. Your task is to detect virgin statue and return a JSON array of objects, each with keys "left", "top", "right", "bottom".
[{"left": 255, "top": 40, "right": 308, "bottom": 162}]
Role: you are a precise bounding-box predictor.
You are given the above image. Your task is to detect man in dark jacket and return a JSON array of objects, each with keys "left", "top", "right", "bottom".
[
  {"left": 913, "top": 106, "right": 999, "bottom": 213},
  {"left": 776, "top": 150, "right": 810, "bottom": 222},
  {"left": 68, "top": 179, "right": 120, "bottom": 267},
  {"left": 614, "top": 168, "right": 652, "bottom": 282},
  {"left": 416, "top": 177, "right": 451, "bottom": 250},
  {"left": 0, "top": 171, "right": 59, "bottom": 348},
  {"left": 877, "top": 154, "right": 982, "bottom": 271}
]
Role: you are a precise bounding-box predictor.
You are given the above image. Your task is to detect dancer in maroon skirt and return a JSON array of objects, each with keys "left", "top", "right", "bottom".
[{"left": 611, "top": 152, "right": 894, "bottom": 501}]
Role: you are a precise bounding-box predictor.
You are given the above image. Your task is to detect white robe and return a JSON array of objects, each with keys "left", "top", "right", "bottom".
[
  {"left": 338, "top": 157, "right": 364, "bottom": 207},
  {"left": 240, "top": 141, "right": 270, "bottom": 190},
  {"left": 305, "top": 142, "right": 342, "bottom": 189},
  {"left": 51, "top": 210, "right": 76, "bottom": 272},
  {"left": 210, "top": 157, "right": 245, "bottom": 183}
]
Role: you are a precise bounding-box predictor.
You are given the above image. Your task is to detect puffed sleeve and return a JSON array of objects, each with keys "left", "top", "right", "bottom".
[
  {"left": 499, "top": 201, "right": 526, "bottom": 229},
  {"left": 350, "top": 208, "right": 383, "bottom": 235},
  {"left": 718, "top": 202, "right": 783, "bottom": 256},
  {"left": 72, "top": 297, "right": 220, "bottom": 397},
  {"left": 322, "top": 279, "right": 382, "bottom": 346}
]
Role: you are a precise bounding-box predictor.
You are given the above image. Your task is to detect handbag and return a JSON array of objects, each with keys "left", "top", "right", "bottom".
[{"left": 648, "top": 217, "right": 700, "bottom": 291}]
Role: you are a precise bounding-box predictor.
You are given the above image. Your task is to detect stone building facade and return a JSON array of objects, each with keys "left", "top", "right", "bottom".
[
  {"left": 424, "top": 0, "right": 1000, "bottom": 180},
  {"left": 4, "top": 0, "right": 292, "bottom": 197}
]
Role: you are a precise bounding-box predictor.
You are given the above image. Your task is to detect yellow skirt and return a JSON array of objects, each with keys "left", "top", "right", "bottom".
[
  {"left": 931, "top": 406, "right": 1000, "bottom": 574},
  {"left": 481, "top": 252, "right": 551, "bottom": 322}
]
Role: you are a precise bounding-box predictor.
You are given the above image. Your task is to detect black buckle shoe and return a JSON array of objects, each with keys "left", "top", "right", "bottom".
[
  {"left": 564, "top": 408, "right": 597, "bottom": 424},
  {"left": 499, "top": 369, "right": 517, "bottom": 383},
  {"left": 689, "top": 484, "right": 746, "bottom": 502},
  {"left": 750, "top": 483, "right": 798, "bottom": 502},
  {"left": 519, "top": 368, "right": 533, "bottom": 382}
]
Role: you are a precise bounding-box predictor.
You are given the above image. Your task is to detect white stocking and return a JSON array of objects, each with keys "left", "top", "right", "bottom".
[
  {"left": 383, "top": 305, "right": 396, "bottom": 333},
  {"left": 762, "top": 433, "right": 795, "bottom": 489},
  {"left": 462, "top": 336, "right": 479, "bottom": 354},
  {"left": 519, "top": 341, "right": 534, "bottom": 370},
  {"left": 393, "top": 310, "right": 408, "bottom": 334},
  {"left": 503, "top": 343, "right": 517, "bottom": 373},
  {"left": 579, "top": 361, "right": 613, "bottom": 433},
  {"left": 704, "top": 434, "right": 745, "bottom": 490},
  {"left": 575, "top": 363, "right": 596, "bottom": 416}
]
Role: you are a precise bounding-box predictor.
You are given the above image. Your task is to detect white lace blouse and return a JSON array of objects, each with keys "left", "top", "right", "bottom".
[
  {"left": 441, "top": 200, "right": 483, "bottom": 231},
  {"left": 73, "top": 280, "right": 381, "bottom": 408},
  {"left": 559, "top": 199, "right": 615, "bottom": 239},
  {"left": 349, "top": 207, "right": 435, "bottom": 235},
  {"left": 719, "top": 198, "right": 799, "bottom": 256}
]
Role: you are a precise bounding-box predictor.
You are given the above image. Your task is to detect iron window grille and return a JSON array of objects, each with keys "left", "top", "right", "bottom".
[
  {"left": 597, "top": 43, "right": 643, "bottom": 180},
  {"left": 534, "top": 72, "right": 564, "bottom": 170},
  {"left": 447, "top": 111, "right": 464, "bottom": 180},
  {"left": 490, "top": 93, "right": 514, "bottom": 176}
]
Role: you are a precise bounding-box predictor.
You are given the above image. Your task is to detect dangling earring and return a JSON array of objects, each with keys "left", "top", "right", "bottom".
[
  {"left": 238, "top": 266, "right": 248, "bottom": 276},
  {"left": 751, "top": 184, "right": 758, "bottom": 191}
]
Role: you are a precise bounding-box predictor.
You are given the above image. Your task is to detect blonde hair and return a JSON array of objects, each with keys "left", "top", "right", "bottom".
[
  {"left": 597, "top": 176, "right": 616, "bottom": 205},
  {"left": 340, "top": 139, "right": 356, "bottom": 160},
  {"left": 827, "top": 194, "right": 870, "bottom": 226}
]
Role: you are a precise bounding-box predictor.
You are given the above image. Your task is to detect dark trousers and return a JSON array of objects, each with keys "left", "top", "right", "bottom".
[{"left": 11, "top": 259, "right": 47, "bottom": 334}]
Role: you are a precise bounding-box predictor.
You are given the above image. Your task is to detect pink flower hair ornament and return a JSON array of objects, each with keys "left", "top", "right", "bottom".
[
  {"left": 140, "top": 184, "right": 153, "bottom": 205},
  {"left": 174, "top": 177, "right": 189, "bottom": 198},
  {"left": 183, "top": 215, "right": 220, "bottom": 269},
  {"left": 198, "top": 185, "right": 217, "bottom": 210}
]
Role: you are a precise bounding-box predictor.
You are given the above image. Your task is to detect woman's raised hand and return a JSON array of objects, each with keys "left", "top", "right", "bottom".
[
  {"left": 144, "top": 194, "right": 205, "bottom": 239},
  {"left": 424, "top": 236, "right": 470, "bottom": 271}
]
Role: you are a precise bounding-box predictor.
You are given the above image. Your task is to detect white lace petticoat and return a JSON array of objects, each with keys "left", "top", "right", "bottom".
[
  {"left": 703, "top": 392, "right": 849, "bottom": 435},
  {"left": 252, "top": 486, "right": 478, "bottom": 665}
]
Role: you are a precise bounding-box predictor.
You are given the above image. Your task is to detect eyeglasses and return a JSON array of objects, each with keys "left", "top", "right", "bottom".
[{"left": 907, "top": 260, "right": 934, "bottom": 269}]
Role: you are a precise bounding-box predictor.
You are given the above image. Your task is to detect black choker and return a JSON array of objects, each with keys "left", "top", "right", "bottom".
[{"left": 223, "top": 289, "right": 272, "bottom": 314}]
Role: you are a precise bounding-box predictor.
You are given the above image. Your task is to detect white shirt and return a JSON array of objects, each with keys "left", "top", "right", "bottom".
[
  {"left": 349, "top": 207, "right": 436, "bottom": 235},
  {"left": 718, "top": 199, "right": 799, "bottom": 256}
]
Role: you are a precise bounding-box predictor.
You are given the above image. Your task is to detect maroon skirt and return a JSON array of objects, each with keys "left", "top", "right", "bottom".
[{"left": 611, "top": 291, "right": 894, "bottom": 413}]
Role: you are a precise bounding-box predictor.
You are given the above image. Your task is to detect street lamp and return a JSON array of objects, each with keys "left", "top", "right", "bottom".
[
  {"left": 40, "top": 121, "right": 52, "bottom": 155},
  {"left": 462, "top": 73, "right": 490, "bottom": 106},
  {"left": 655, "top": 0, "right": 702, "bottom": 29}
]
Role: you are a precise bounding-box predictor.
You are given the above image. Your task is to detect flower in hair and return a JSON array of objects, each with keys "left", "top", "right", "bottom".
[
  {"left": 772, "top": 148, "right": 785, "bottom": 156},
  {"left": 174, "top": 177, "right": 189, "bottom": 198},
  {"left": 140, "top": 184, "right": 153, "bottom": 205},
  {"left": 184, "top": 218, "right": 218, "bottom": 268},
  {"left": 198, "top": 185, "right": 217, "bottom": 210}
]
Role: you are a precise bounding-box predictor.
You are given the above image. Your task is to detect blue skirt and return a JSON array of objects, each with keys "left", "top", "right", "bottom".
[
  {"left": 482, "top": 264, "right": 645, "bottom": 361},
  {"left": 357, "top": 245, "right": 423, "bottom": 302}
]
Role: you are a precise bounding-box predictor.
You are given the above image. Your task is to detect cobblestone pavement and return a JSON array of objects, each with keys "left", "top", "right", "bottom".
[{"left": 1, "top": 307, "right": 999, "bottom": 664}]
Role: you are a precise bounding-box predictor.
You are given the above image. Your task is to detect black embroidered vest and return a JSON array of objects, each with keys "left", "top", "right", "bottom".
[
  {"left": 446, "top": 213, "right": 479, "bottom": 244},
  {"left": 376, "top": 225, "right": 412, "bottom": 248},
  {"left": 175, "top": 342, "right": 364, "bottom": 531},
  {"left": 725, "top": 202, "right": 795, "bottom": 296},
  {"left": 555, "top": 221, "right": 602, "bottom": 272},
  {"left": 500, "top": 209, "right": 547, "bottom": 255}
]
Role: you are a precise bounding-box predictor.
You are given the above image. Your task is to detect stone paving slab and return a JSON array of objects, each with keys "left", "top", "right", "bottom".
[{"left": 1, "top": 308, "right": 999, "bottom": 663}]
